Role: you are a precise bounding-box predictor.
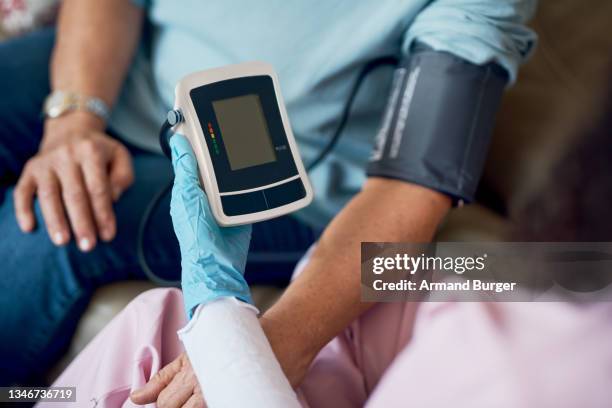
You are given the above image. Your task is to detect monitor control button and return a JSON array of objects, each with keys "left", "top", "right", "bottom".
[
  {"left": 221, "top": 190, "right": 267, "bottom": 216},
  {"left": 262, "top": 178, "right": 306, "bottom": 209}
]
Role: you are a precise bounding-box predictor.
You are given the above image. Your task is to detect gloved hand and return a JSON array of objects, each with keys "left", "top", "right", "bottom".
[{"left": 169, "top": 134, "right": 253, "bottom": 318}]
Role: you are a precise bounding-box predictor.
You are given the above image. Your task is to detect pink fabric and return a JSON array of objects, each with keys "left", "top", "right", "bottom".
[
  {"left": 38, "top": 288, "right": 187, "bottom": 408},
  {"left": 41, "top": 290, "right": 612, "bottom": 407},
  {"left": 299, "top": 301, "right": 612, "bottom": 408}
]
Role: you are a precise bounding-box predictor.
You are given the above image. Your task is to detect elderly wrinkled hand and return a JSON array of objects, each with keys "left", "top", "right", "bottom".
[{"left": 169, "top": 134, "right": 253, "bottom": 318}]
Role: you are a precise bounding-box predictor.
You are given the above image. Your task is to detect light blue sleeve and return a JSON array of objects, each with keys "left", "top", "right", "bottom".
[{"left": 403, "top": 0, "right": 538, "bottom": 84}]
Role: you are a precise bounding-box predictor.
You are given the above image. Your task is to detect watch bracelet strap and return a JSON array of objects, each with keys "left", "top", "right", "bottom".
[
  {"left": 83, "top": 96, "right": 110, "bottom": 121},
  {"left": 44, "top": 91, "right": 110, "bottom": 122}
]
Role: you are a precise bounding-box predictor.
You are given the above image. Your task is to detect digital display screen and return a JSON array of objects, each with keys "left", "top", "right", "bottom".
[{"left": 212, "top": 94, "right": 277, "bottom": 171}]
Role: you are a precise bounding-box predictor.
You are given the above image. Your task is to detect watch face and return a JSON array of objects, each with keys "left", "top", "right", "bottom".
[
  {"left": 47, "top": 105, "right": 63, "bottom": 118},
  {"left": 44, "top": 92, "right": 76, "bottom": 118}
]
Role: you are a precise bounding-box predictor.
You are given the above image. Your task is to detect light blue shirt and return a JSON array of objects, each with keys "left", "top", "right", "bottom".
[{"left": 111, "top": 0, "right": 537, "bottom": 228}]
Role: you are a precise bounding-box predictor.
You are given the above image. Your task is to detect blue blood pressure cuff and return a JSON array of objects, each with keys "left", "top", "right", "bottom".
[{"left": 367, "top": 43, "right": 509, "bottom": 205}]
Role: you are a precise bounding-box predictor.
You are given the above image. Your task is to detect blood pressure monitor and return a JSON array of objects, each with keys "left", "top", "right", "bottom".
[{"left": 166, "top": 62, "right": 313, "bottom": 226}]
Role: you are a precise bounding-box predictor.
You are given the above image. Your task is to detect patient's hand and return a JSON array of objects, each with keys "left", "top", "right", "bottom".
[
  {"left": 130, "top": 352, "right": 204, "bottom": 408},
  {"left": 14, "top": 112, "right": 134, "bottom": 251}
]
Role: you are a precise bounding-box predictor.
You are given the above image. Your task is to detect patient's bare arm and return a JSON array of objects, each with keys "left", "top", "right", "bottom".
[
  {"left": 261, "top": 177, "right": 451, "bottom": 386},
  {"left": 14, "top": 0, "right": 143, "bottom": 251}
]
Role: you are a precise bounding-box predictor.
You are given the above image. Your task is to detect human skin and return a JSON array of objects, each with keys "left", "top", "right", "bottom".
[
  {"left": 13, "top": 0, "right": 143, "bottom": 251},
  {"left": 261, "top": 178, "right": 450, "bottom": 385}
]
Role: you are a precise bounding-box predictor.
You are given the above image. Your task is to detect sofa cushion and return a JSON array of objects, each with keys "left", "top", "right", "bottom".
[{"left": 481, "top": 0, "right": 612, "bottom": 215}]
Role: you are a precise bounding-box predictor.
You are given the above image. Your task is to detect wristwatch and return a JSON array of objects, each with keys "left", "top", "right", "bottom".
[{"left": 43, "top": 91, "right": 110, "bottom": 122}]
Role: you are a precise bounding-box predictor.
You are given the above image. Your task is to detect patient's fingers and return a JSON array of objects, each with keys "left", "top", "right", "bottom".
[
  {"left": 157, "top": 366, "right": 197, "bottom": 408},
  {"left": 130, "top": 354, "right": 183, "bottom": 404},
  {"left": 183, "top": 393, "right": 206, "bottom": 408},
  {"left": 13, "top": 172, "right": 37, "bottom": 232}
]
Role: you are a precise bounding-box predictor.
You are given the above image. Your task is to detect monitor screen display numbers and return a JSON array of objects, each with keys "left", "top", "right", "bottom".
[{"left": 212, "top": 94, "right": 277, "bottom": 171}]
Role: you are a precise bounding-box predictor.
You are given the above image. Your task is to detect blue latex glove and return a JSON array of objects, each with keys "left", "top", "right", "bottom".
[{"left": 169, "top": 134, "right": 253, "bottom": 318}]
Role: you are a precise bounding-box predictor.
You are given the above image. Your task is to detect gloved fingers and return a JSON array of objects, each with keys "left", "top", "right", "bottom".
[
  {"left": 167, "top": 134, "right": 255, "bottom": 318},
  {"left": 170, "top": 134, "right": 200, "bottom": 186},
  {"left": 169, "top": 134, "right": 212, "bottom": 251}
]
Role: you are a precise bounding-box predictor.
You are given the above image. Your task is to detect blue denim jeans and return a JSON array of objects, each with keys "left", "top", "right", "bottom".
[{"left": 0, "top": 28, "right": 318, "bottom": 385}]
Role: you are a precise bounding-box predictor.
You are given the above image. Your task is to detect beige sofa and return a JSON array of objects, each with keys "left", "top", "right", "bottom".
[{"left": 28, "top": 0, "right": 612, "bottom": 380}]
